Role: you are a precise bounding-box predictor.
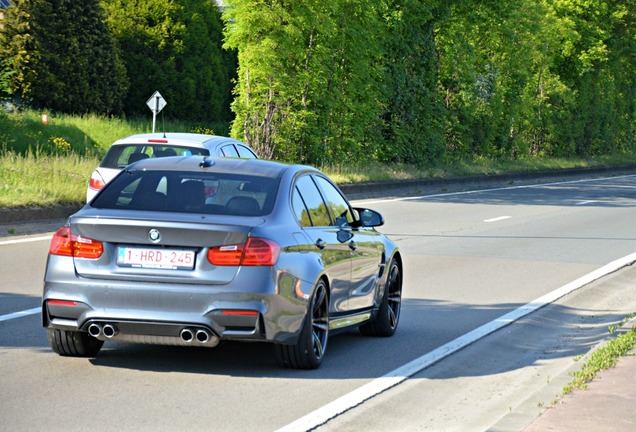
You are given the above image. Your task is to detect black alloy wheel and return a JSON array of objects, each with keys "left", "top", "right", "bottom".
[
  {"left": 360, "top": 258, "right": 402, "bottom": 337},
  {"left": 275, "top": 280, "right": 329, "bottom": 369}
]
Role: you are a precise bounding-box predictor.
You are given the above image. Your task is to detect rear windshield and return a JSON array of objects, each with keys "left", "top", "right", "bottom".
[
  {"left": 100, "top": 144, "right": 209, "bottom": 169},
  {"left": 91, "top": 170, "right": 279, "bottom": 216}
]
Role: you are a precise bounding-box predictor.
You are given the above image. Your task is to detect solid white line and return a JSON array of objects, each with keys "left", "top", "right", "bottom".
[
  {"left": 276, "top": 252, "right": 636, "bottom": 432},
  {"left": 484, "top": 216, "right": 511, "bottom": 223},
  {"left": 0, "top": 307, "right": 40, "bottom": 322},
  {"left": 0, "top": 235, "right": 52, "bottom": 246}
]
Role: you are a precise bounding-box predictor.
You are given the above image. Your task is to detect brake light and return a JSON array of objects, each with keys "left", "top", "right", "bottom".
[
  {"left": 208, "top": 244, "right": 245, "bottom": 266},
  {"left": 148, "top": 139, "right": 168, "bottom": 143},
  {"left": 49, "top": 227, "right": 104, "bottom": 259},
  {"left": 242, "top": 238, "right": 280, "bottom": 266},
  {"left": 207, "top": 238, "right": 280, "bottom": 266},
  {"left": 88, "top": 171, "right": 105, "bottom": 191}
]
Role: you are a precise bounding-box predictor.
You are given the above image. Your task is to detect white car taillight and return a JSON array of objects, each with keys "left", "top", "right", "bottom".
[{"left": 89, "top": 170, "right": 106, "bottom": 191}]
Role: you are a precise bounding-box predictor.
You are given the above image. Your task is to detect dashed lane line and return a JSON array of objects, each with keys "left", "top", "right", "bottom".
[{"left": 484, "top": 216, "right": 512, "bottom": 223}]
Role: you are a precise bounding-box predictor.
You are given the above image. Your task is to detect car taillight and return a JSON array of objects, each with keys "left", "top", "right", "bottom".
[
  {"left": 221, "top": 309, "right": 259, "bottom": 316},
  {"left": 47, "top": 299, "right": 78, "bottom": 307},
  {"left": 207, "top": 238, "right": 280, "bottom": 266},
  {"left": 49, "top": 227, "right": 104, "bottom": 259},
  {"left": 242, "top": 238, "right": 280, "bottom": 265},
  {"left": 88, "top": 171, "right": 105, "bottom": 191}
]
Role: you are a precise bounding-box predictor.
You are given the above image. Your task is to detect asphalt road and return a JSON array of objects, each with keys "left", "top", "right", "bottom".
[{"left": 2, "top": 172, "right": 636, "bottom": 431}]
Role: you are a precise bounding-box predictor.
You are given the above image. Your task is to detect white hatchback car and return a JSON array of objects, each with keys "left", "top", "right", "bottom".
[{"left": 86, "top": 133, "right": 257, "bottom": 202}]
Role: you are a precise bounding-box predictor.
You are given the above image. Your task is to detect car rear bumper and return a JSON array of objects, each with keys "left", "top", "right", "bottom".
[{"left": 42, "top": 270, "right": 312, "bottom": 346}]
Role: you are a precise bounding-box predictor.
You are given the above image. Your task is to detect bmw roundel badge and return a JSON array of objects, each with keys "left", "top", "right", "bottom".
[{"left": 148, "top": 229, "right": 161, "bottom": 243}]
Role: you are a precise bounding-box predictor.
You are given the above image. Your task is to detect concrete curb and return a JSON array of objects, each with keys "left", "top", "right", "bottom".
[{"left": 0, "top": 203, "right": 82, "bottom": 224}]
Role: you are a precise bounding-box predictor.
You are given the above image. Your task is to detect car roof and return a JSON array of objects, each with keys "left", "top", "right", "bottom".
[
  {"left": 112, "top": 133, "right": 243, "bottom": 148},
  {"left": 127, "top": 155, "right": 314, "bottom": 179}
]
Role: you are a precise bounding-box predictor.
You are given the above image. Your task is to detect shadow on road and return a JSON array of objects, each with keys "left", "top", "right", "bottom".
[{"left": 1, "top": 283, "right": 630, "bottom": 381}]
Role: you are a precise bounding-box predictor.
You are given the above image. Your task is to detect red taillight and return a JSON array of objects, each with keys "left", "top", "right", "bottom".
[
  {"left": 49, "top": 227, "right": 104, "bottom": 259},
  {"left": 207, "top": 238, "right": 280, "bottom": 266},
  {"left": 221, "top": 310, "right": 258, "bottom": 316},
  {"left": 148, "top": 139, "right": 168, "bottom": 143},
  {"left": 49, "top": 227, "right": 73, "bottom": 256},
  {"left": 242, "top": 238, "right": 280, "bottom": 266},
  {"left": 47, "top": 299, "right": 78, "bottom": 307},
  {"left": 88, "top": 171, "right": 105, "bottom": 191},
  {"left": 208, "top": 244, "right": 245, "bottom": 266}
]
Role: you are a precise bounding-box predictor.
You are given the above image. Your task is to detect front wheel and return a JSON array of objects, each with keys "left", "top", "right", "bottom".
[
  {"left": 360, "top": 258, "right": 402, "bottom": 337},
  {"left": 47, "top": 329, "right": 103, "bottom": 357},
  {"left": 275, "top": 280, "right": 329, "bottom": 369}
]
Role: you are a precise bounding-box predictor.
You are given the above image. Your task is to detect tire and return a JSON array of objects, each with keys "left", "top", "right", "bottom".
[
  {"left": 275, "top": 280, "right": 329, "bottom": 369},
  {"left": 360, "top": 258, "right": 402, "bottom": 337},
  {"left": 47, "top": 329, "right": 103, "bottom": 357}
]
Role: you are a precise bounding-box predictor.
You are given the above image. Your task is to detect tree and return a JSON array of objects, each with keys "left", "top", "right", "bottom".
[
  {"left": 435, "top": 0, "right": 636, "bottom": 160},
  {"left": 549, "top": 0, "right": 636, "bottom": 156},
  {"left": 101, "top": 0, "right": 236, "bottom": 123},
  {"left": 436, "top": 0, "right": 541, "bottom": 159},
  {"left": 224, "top": 0, "right": 387, "bottom": 164},
  {"left": 379, "top": 0, "right": 452, "bottom": 165},
  {"left": 0, "top": 0, "right": 127, "bottom": 114}
]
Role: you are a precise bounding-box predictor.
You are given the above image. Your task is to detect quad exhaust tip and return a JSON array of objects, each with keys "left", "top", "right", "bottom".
[
  {"left": 88, "top": 323, "right": 102, "bottom": 338},
  {"left": 180, "top": 328, "right": 211, "bottom": 344},
  {"left": 88, "top": 323, "right": 211, "bottom": 344},
  {"left": 180, "top": 328, "right": 195, "bottom": 343},
  {"left": 87, "top": 322, "right": 118, "bottom": 338},
  {"left": 196, "top": 329, "right": 210, "bottom": 344},
  {"left": 102, "top": 324, "right": 118, "bottom": 338}
]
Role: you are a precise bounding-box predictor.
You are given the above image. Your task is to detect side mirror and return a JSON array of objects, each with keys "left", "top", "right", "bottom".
[{"left": 354, "top": 208, "right": 384, "bottom": 227}]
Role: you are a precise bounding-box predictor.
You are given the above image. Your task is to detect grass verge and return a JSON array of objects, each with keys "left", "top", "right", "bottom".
[
  {"left": 3, "top": 109, "right": 636, "bottom": 208},
  {"left": 562, "top": 315, "right": 636, "bottom": 396}
]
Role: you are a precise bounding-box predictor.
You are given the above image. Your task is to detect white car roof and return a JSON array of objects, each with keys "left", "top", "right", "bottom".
[{"left": 112, "top": 133, "right": 240, "bottom": 148}]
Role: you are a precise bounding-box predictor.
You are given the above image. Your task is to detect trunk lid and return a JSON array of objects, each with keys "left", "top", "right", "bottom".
[{"left": 69, "top": 211, "right": 263, "bottom": 285}]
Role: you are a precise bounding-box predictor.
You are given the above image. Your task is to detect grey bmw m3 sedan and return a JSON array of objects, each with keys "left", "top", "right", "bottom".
[{"left": 42, "top": 156, "right": 402, "bottom": 369}]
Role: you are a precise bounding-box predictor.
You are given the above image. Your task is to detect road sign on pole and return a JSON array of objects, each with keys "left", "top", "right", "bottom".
[{"left": 146, "top": 91, "right": 167, "bottom": 133}]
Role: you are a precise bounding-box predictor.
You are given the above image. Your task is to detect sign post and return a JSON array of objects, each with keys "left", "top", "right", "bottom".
[{"left": 146, "top": 91, "right": 167, "bottom": 133}]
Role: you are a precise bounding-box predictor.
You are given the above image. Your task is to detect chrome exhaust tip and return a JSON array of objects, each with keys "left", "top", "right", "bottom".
[
  {"left": 88, "top": 323, "right": 102, "bottom": 338},
  {"left": 180, "top": 328, "right": 194, "bottom": 343},
  {"left": 195, "top": 330, "right": 210, "bottom": 344},
  {"left": 102, "top": 324, "right": 118, "bottom": 339}
]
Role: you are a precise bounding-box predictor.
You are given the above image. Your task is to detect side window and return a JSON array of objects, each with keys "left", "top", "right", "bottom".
[
  {"left": 314, "top": 176, "right": 353, "bottom": 226},
  {"left": 292, "top": 187, "right": 312, "bottom": 227},
  {"left": 294, "top": 175, "right": 331, "bottom": 227},
  {"left": 236, "top": 145, "right": 257, "bottom": 159},
  {"left": 219, "top": 144, "right": 240, "bottom": 157}
]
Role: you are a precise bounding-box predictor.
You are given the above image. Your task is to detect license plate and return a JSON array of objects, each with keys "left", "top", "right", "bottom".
[{"left": 117, "top": 247, "right": 196, "bottom": 270}]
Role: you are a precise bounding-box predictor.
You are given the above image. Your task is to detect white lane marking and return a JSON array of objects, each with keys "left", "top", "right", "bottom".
[
  {"left": 276, "top": 252, "right": 636, "bottom": 432},
  {"left": 484, "top": 216, "right": 511, "bottom": 223},
  {"left": 0, "top": 307, "right": 40, "bottom": 322},
  {"left": 0, "top": 235, "right": 52, "bottom": 246},
  {"left": 356, "top": 174, "right": 636, "bottom": 206}
]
